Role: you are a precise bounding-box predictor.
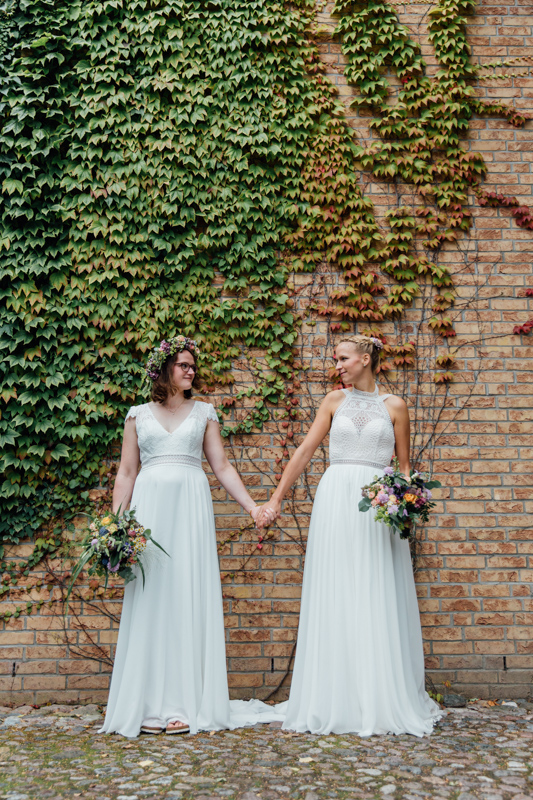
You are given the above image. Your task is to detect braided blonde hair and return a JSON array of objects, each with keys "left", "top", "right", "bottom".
[{"left": 337, "top": 335, "right": 384, "bottom": 374}]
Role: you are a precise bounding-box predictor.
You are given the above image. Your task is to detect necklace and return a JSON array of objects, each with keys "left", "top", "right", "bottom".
[{"left": 163, "top": 396, "right": 186, "bottom": 415}]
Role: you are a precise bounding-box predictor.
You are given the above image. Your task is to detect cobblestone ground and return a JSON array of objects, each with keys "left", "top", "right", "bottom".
[{"left": 1, "top": 700, "right": 533, "bottom": 800}]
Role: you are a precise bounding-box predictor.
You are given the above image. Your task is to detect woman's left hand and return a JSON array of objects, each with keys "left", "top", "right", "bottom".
[{"left": 251, "top": 505, "right": 278, "bottom": 529}]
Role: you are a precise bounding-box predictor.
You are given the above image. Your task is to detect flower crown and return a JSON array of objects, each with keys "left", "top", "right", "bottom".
[
  {"left": 370, "top": 337, "right": 384, "bottom": 351},
  {"left": 145, "top": 335, "right": 201, "bottom": 383}
]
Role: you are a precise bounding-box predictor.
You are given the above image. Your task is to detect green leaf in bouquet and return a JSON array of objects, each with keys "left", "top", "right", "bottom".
[
  {"left": 119, "top": 568, "right": 136, "bottom": 585},
  {"left": 138, "top": 559, "right": 146, "bottom": 590},
  {"left": 358, "top": 498, "right": 371, "bottom": 512},
  {"left": 149, "top": 536, "right": 170, "bottom": 557},
  {"left": 425, "top": 480, "right": 441, "bottom": 489}
]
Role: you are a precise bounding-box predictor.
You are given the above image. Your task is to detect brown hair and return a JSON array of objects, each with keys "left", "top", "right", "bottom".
[
  {"left": 337, "top": 335, "right": 382, "bottom": 374},
  {"left": 150, "top": 349, "right": 198, "bottom": 404}
]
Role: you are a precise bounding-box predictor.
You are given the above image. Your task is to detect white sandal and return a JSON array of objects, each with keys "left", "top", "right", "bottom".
[
  {"left": 166, "top": 720, "right": 190, "bottom": 735},
  {"left": 140, "top": 724, "right": 164, "bottom": 734}
]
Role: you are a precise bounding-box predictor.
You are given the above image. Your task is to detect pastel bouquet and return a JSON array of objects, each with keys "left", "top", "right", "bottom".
[
  {"left": 65, "top": 508, "right": 168, "bottom": 613},
  {"left": 358, "top": 458, "right": 441, "bottom": 540}
]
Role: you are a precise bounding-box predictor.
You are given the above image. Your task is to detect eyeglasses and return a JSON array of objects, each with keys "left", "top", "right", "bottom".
[{"left": 176, "top": 362, "right": 197, "bottom": 374}]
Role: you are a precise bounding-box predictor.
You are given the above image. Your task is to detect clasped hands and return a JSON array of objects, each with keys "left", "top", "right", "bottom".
[{"left": 250, "top": 502, "right": 280, "bottom": 530}]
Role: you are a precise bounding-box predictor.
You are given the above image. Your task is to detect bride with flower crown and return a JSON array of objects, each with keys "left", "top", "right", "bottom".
[{"left": 100, "top": 336, "right": 277, "bottom": 737}]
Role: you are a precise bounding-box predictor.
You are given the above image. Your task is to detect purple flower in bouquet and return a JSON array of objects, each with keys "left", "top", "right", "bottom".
[
  {"left": 65, "top": 508, "right": 169, "bottom": 616},
  {"left": 359, "top": 457, "right": 441, "bottom": 541}
]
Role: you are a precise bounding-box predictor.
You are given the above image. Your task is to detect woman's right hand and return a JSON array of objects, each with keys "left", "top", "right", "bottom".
[{"left": 255, "top": 501, "right": 281, "bottom": 529}]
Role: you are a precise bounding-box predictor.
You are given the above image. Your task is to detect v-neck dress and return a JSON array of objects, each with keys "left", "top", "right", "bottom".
[{"left": 100, "top": 401, "right": 231, "bottom": 737}]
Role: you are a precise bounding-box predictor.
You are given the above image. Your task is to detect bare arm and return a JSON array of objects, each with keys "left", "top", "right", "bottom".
[
  {"left": 203, "top": 419, "right": 261, "bottom": 516},
  {"left": 263, "top": 391, "right": 344, "bottom": 516},
  {"left": 112, "top": 418, "right": 140, "bottom": 513},
  {"left": 384, "top": 395, "right": 411, "bottom": 477}
]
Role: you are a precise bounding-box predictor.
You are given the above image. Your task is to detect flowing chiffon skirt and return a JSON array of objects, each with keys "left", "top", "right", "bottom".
[
  {"left": 100, "top": 460, "right": 441, "bottom": 738},
  {"left": 100, "top": 463, "right": 231, "bottom": 738},
  {"left": 281, "top": 463, "right": 443, "bottom": 736}
]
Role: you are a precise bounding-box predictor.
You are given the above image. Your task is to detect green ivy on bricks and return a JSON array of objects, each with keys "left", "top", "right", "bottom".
[
  {"left": 0, "top": 0, "right": 333, "bottom": 545},
  {"left": 0, "top": 0, "right": 531, "bottom": 558}
]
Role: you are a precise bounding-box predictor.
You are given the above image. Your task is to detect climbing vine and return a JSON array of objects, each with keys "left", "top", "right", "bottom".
[
  {"left": 0, "top": 0, "right": 531, "bottom": 567},
  {"left": 0, "top": 0, "right": 315, "bottom": 545}
]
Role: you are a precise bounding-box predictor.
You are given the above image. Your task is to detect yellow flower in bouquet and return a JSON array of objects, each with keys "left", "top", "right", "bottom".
[
  {"left": 359, "top": 457, "right": 441, "bottom": 540},
  {"left": 133, "top": 535, "right": 147, "bottom": 554},
  {"left": 65, "top": 509, "right": 168, "bottom": 615}
]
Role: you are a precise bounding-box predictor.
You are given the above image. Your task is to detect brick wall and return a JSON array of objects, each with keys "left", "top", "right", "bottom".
[{"left": 1, "top": 0, "right": 532, "bottom": 706}]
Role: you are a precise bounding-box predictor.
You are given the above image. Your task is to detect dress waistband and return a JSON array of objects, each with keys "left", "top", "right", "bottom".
[
  {"left": 141, "top": 454, "right": 202, "bottom": 471},
  {"left": 329, "top": 458, "right": 388, "bottom": 470}
]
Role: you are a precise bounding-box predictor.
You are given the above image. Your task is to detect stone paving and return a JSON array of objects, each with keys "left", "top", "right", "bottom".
[{"left": 1, "top": 700, "right": 533, "bottom": 800}]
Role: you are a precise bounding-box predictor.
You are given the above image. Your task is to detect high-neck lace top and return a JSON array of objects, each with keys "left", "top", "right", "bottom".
[
  {"left": 126, "top": 401, "right": 218, "bottom": 470},
  {"left": 329, "top": 386, "right": 395, "bottom": 469}
]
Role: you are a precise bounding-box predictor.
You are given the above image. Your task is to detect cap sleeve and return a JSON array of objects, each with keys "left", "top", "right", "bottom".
[
  {"left": 125, "top": 404, "right": 150, "bottom": 425},
  {"left": 125, "top": 406, "right": 138, "bottom": 422},
  {"left": 206, "top": 403, "right": 219, "bottom": 423}
]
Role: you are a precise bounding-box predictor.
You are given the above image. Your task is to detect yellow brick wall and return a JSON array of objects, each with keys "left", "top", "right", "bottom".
[{"left": 1, "top": 1, "right": 532, "bottom": 705}]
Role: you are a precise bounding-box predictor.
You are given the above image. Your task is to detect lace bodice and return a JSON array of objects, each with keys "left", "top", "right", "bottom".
[
  {"left": 329, "top": 387, "right": 395, "bottom": 469},
  {"left": 126, "top": 401, "right": 218, "bottom": 470}
]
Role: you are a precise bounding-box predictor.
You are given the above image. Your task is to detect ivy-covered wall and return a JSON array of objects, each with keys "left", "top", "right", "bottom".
[
  {"left": 0, "top": 0, "right": 532, "bottom": 703},
  {"left": 2, "top": 0, "right": 531, "bottom": 548}
]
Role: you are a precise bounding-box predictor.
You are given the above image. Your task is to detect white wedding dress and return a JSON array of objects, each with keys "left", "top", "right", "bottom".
[
  {"left": 281, "top": 386, "right": 443, "bottom": 736},
  {"left": 101, "top": 401, "right": 234, "bottom": 737},
  {"left": 100, "top": 400, "right": 284, "bottom": 737},
  {"left": 101, "top": 391, "right": 441, "bottom": 738}
]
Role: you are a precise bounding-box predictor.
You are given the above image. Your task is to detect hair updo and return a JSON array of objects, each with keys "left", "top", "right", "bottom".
[{"left": 337, "top": 335, "right": 383, "bottom": 374}]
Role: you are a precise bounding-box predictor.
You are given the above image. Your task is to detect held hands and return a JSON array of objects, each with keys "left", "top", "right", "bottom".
[{"left": 251, "top": 502, "right": 281, "bottom": 530}]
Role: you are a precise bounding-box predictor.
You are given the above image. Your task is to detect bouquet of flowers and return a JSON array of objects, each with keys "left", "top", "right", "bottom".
[
  {"left": 65, "top": 508, "right": 168, "bottom": 613},
  {"left": 359, "top": 458, "right": 441, "bottom": 539}
]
